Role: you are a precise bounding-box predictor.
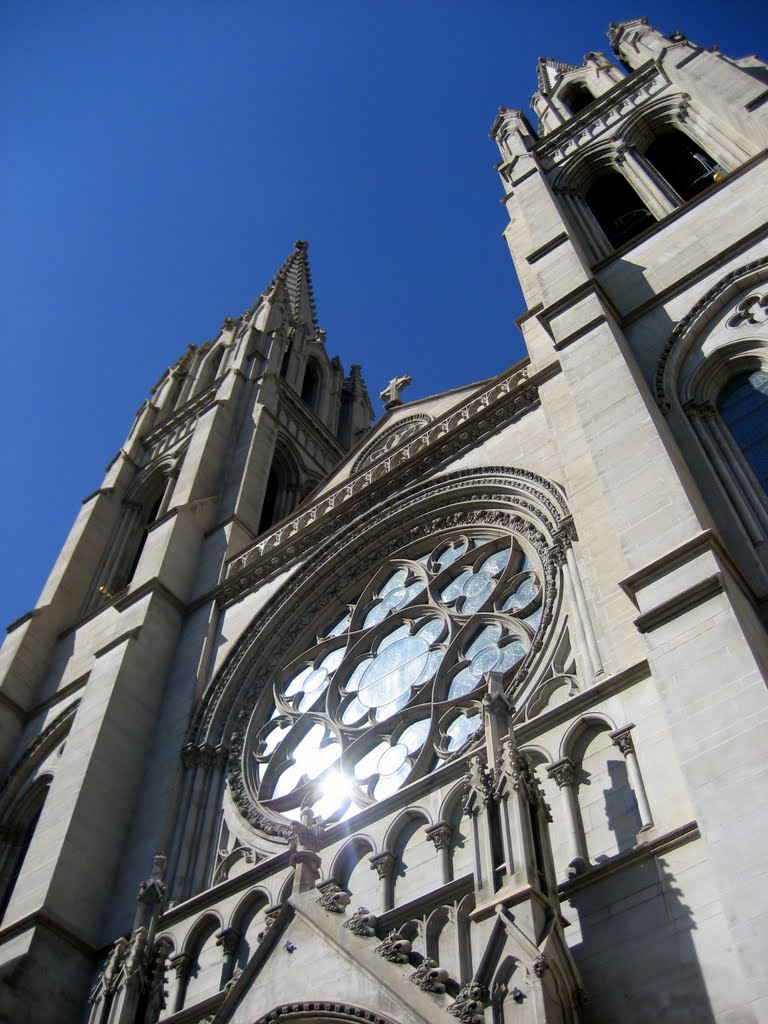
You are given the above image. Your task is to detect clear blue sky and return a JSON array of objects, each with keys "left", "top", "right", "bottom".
[{"left": 1, "top": 1, "right": 765, "bottom": 629}]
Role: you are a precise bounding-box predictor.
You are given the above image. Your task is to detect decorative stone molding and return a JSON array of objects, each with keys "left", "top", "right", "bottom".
[
  {"left": 463, "top": 755, "right": 495, "bottom": 813},
  {"left": 726, "top": 290, "right": 768, "bottom": 329},
  {"left": 254, "top": 1004, "right": 396, "bottom": 1024},
  {"left": 653, "top": 257, "right": 768, "bottom": 408},
  {"left": 373, "top": 930, "right": 412, "bottom": 963},
  {"left": 534, "top": 63, "right": 664, "bottom": 166},
  {"left": 257, "top": 904, "right": 284, "bottom": 941},
  {"left": 352, "top": 415, "right": 432, "bottom": 472},
  {"left": 409, "top": 957, "right": 450, "bottom": 993},
  {"left": 343, "top": 907, "right": 378, "bottom": 937},
  {"left": 224, "top": 368, "right": 539, "bottom": 591}
]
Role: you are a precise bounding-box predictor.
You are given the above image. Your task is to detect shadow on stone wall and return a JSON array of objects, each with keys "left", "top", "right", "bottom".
[{"left": 566, "top": 853, "right": 716, "bottom": 1022}]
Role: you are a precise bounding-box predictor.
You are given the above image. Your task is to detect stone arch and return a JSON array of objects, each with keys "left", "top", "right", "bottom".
[
  {"left": 0, "top": 772, "right": 52, "bottom": 918},
  {"left": 439, "top": 782, "right": 472, "bottom": 882},
  {"left": 425, "top": 904, "right": 460, "bottom": 982},
  {"left": 559, "top": 712, "right": 617, "bottom": 762},
  {"left": 384, "top": 807, "right": 432, "bottom": 908},
  {"left": 230, "top": 887, "right": 271, "bottom": 970},
  {"left": 180, "top": 911, "right": 224, "bottom": 1009},
  {"left": 253, "top": 1004, "right": 400, "bottom": 1024},
  {"left": 300, "top": 354, "right": 324, "bottom": 415},
  {"left": 655, "top": 258, "right": 768, "bottom": 408},
  {"left": 330, "top": 835, "right": 377, "bottom": 907},
  {"left": 258, "top": 439, "right": 303, "bottom": 535}
]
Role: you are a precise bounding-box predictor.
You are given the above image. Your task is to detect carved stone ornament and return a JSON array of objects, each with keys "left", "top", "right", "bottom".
[
  {"left": 726, "top": 290, "right": 768, "bottom": 328},
  {"left": 610, "top": 726, "right": 635, "bottom": 757},
  {"left": 253, "top": 1004, "right": 396, "bottom": 1024},
  {"left": 216, "top": 927, "right": 241, "bottom": 957},
  {"left": 425, "top": 822, "right": 454, "bottom": 851},
  {"left": 88, "top": 937, "right": 129, "bottom": 1003},
  {"left": 343, "top": 907, "right": 378, "bottom": 937},
  {"left": 374, "top": 930, "right": 413, "bottom": 963},
  {"left": 315, "top": 882, "right": 351, "bottom": 913},
  {"left": 409, "top": 957, "right": 450, "bottom": 993},
  {"left": 369, "top": 851, "right": 396, "bottom": 879},
  {"left": 652, "top": 257, "right": 768, "bottom": 407},
  {"left": 532, "top": 952, "right": 548, "bottom": 978},
  {"left": 547, "top": 758, "right": 575, "bottom": 789},
  {"left": 463, "top": 755, "right": 495, "bottom": 813},
  {"left": 257, "top": 904, "right": 284, "bottom": 941},
  {"left": 170, "top": 950, "right": 194, "bottom": 981},
  {"left": 447, "top": 982, "right": 487, "bottom": 1023}
]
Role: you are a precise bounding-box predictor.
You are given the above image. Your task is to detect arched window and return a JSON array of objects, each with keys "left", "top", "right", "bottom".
[
  {"left": 644, "top": 128, "right": 720, "bottom": 202},
  {"left": 717, "top": 370, "right": 768, "bottom": 493},
  {"left": 0, "top": 776, "right": 51, "bottom": 919},
  {"left": 584, "top": 170, "right": 655, "bottom": 248},
  {"left": 561, "top": 81, "right": 595, "bottom": 115},
  {"left": 258, "top": 448, "right": 300, "bottom": 534},
  {"left": 301, "top": 357, "right": 322, "bottom": 413}
]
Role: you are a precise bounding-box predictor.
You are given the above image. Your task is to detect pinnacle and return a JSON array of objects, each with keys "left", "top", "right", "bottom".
[
  {"left": 247, "top": 239, "right": 319, "bottom": 329},
  {"left": 535, "top": 56, "right": 580, "bottom": 95}
]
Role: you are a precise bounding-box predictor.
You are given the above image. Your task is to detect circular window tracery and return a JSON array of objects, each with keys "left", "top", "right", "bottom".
[{"left": 241, "top": 530, "right": 547, "bottom": 828}]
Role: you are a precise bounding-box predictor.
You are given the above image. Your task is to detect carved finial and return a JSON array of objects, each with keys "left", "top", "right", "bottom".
[{"left": 379, "top": 374, "right": 412, "bottom": 409}]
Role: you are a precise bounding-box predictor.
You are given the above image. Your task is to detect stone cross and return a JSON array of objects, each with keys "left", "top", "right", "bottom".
[{"left": 379, "top": 374, "right": 412, "bottom": 409}]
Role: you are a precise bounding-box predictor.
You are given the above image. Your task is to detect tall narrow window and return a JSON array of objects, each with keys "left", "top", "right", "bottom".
[
  {"left": 561, "top": 81, "right": 595, "bottom": 115},
  {"left": 0, "top": 777, "right": 51, "bottom": 918},
  {"left": 301, "top": 358, "right": 322, "bottom": 413},
  {"left": 258, "top": 450, "right": 300, "bottom": 534},
  {"left": 123, "top": 493, "right": 163, "bottom": 588},
  {"left": 644, "top": 129, "right": 720, "bottom": 202},
  {"left": 584, "top": 170, "right": 655, "bottom": 249},
  {"left": 718, "top": 370, "right": 768, "bottom": 493}
]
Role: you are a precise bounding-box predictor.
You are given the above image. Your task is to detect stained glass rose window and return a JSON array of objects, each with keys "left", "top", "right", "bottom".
[{"left": 242, "top": 531, "right": 544, "bottom": 826}]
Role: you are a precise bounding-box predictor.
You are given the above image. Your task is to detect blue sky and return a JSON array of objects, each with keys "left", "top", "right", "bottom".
[{"left": 1, "top": 1, "right": 766, "bottom": 628}]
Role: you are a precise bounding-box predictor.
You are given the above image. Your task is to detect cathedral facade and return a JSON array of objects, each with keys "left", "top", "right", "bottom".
[{"left": 1, "top": 18, "right": 767, "bottom": 1024}]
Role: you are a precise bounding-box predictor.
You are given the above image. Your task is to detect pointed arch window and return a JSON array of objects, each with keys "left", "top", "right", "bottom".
[
  {"left": 643, "top": 128, "right": 721, "bottom": 202},
  {"left": 560, "top": 81, "right": 595, "bottom": 116},
  {"left": 258, "top": 447, "right": 301, "bottom": 534},
  {"left": 583, "top": 170, "right": 655, "bottom": 248},
  {"left": 301, "top": 357, "right": 323, "bottom": 414},
  {"left": 0, "top": 775, "right": 51, "bottom": 918},
  {"left": 717, "top": 369, "right": 768, "bottom": 493}
]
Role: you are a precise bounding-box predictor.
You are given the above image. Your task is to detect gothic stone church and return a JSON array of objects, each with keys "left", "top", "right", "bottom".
[{"left": 1, "top": 18, "right": 767, "bottom": 1024}]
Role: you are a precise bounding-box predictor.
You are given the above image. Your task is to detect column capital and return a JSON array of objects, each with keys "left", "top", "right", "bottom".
[
  {"left": 369, "top": 851, "right": 396, "bottom": 879},
  {"left": 425, "top": 822, "right": 454, "bottom": 851},
  {"left": 547, "top": 757, "right": 576, "bottom": 788},
  {"left": 610, "top": 724, "right": 636, "bottom": 757}
]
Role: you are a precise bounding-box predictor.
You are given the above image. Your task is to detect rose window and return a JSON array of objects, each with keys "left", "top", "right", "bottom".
[{"left": 242, "top": 531, "right": 545, "bottom": 826}]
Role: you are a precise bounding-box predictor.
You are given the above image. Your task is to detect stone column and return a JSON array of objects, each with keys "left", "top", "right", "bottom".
[
  {"left": 610, "top": 725, "right": 654, "bottom": 832},
  {"left": 425, "top": 822, "right": 454, "bottom": 885},
  {"left": 547, "top": 758, "right": 589, "bottom": 876},
  {"left": 169, "top": 951, "right": 194, "bottom": 1013},
  {"left": 369, "top": 852, "right": 396, "bottom": 911},
  {"left": 216, "top": 927, "right": 241, "bottom": 986},
  {"left": 615, "top": 144, "right": 677, "bottom": 219}
]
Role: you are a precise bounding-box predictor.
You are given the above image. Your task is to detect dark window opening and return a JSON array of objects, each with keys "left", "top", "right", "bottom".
[
  {"left": 718, "top": 369, "right": 768, "bottom": 493},
  {"left": 584, "top": 171, "right": 655, "bottom": 248},
  {"left": 644, "top": 130, "right": 721, "bottom": 202},
  {"left": 561, "top": 81, "right": 595, "bottom": 115},
  {"left": 258, "top": 453, "right": 299, "bottom": 534},
  {"left": 122, "top": 493, "right": 163, "bottom": 589},
  {"left": 301, "top": 358, "right": 322, "bottom": 413},
  {"left": 0, "top": 779, "right": 50, "bottom": 918}
]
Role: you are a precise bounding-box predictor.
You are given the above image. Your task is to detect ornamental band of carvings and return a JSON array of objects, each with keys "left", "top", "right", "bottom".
[
  {"left": 533, "top": 64, "right": 663, "bottom": 165},
  {"left": 193, "top": 471, "right": 569, "bottom": 749},
  {"left": 254, "top": 1004, "right": 395, "bottom": 1024},
  {"left": 315, "top": 882, "right": 351, "bottom": 913},
  {"left": 653, "top": 257, "right": 768, "bottom": 408},
  {"left": 224, "top": 367, "right": 536, "bottom": 588}
]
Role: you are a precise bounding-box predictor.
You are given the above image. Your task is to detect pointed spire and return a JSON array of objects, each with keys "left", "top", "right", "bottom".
[
  {"left": 260, "top": 239, "right": 319, "bottom": 330},
  {"left": 536, "top": 56, "right": 579, "bottom": 96}
]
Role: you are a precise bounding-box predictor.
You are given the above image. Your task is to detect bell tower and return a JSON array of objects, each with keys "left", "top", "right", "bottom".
[
  {"left": 0, "top": 241, "right": 372, "bottom": 1021},
  {"left": 492, "top": 20, "right": 768, "bottom": 1018}
]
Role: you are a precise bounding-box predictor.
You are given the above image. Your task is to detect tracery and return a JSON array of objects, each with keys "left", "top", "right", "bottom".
[{"left": 241, "top": 530, "right": 545, "bottom": 825}]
